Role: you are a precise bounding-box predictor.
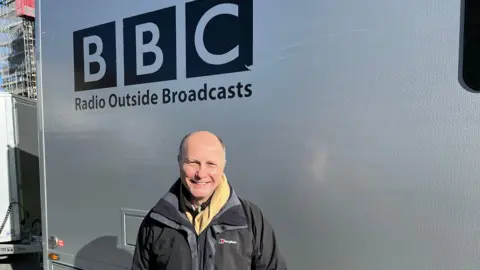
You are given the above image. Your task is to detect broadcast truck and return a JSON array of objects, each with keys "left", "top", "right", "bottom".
[
  {"left": 37, "top": 0, "right": 480, "bottom": 269},
  {"left": 0, "top": 92, "right": 42, "bottom": 260}
]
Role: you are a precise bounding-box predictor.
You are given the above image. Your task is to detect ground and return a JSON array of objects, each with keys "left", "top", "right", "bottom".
[{"left": 0, "top": 254, "right": 42, "bottom": 270}]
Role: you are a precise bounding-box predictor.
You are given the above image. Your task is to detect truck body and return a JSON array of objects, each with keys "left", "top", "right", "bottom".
[
  {"left": 37, "top": 0, "right": 480, "bottom": 269},
  {"left": 0, "top": 92, "right": 42, "bottom": 257}
]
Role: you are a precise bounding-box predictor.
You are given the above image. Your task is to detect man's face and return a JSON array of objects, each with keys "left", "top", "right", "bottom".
[{"left": 179, "top": 132, "right": 226, "bottom": 203}]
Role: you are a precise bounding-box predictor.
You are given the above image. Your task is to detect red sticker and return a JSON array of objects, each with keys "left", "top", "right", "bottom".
[{"left": 58, "top": 240, "right": 64, "bottom": 247}]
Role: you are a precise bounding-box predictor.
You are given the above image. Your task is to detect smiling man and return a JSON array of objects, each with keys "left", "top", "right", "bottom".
[{"left": 131, "top": 130, "right": 287, "bottom": 270}]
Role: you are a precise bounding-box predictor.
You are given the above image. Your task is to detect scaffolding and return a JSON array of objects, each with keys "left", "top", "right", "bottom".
[{"left": 0, "top": 0, "right": 36, "bottom": 99}]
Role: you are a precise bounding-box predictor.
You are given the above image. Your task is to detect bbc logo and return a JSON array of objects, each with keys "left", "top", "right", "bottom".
[{"left": 73, "top": 0, "right": 253, "bottom": 92}]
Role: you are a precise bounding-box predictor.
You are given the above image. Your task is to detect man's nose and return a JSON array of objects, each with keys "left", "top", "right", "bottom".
[{"left": 195, "top": 165, "right": 209, "bottom": 178}]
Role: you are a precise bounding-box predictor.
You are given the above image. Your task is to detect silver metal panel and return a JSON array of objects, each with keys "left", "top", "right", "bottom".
[
  {"left": 11, "top": 95, "right": 41, "bottom": 235},
  {"left": 120, "top": 208, "right": 148, "bottom": 250},
  {"left": 12, "top": 96, "right": 38, "bottom": 155},
  {"left": 0, "top": 93, "right": 21, "bottom": 243},
  {"left": 35, "top": 1, "right": 49, "bottom": 268},
  {"left": 0, "top": 241, "right": 42, "bottom": 255},
  {"left": 51, "top": 262, "right": 80, "bottom": 270},
  {"left": 38, "top": 0, "right": 480, "bottom": 270}
]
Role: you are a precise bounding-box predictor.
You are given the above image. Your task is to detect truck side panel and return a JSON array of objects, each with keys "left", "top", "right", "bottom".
[
  {"left": 38, "top": 0, "right": 480, "bottom": 269},
  {"left": 12, "top": 96, "right": 41, "bottom": 237},
  {"left": 0, "top": 93, "right": 21, "bottom": 243}
]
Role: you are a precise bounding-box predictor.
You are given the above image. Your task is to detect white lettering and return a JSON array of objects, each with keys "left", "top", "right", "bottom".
[
  {"left": 83, "top": 35, "right": 106, "bottom": 82},
  {"left": 219, "top": 238, "right": 238, "bottom": 244},
  {"left": 135, "top": 22, "right": 163, "bottom": 75},
  {"left": 194, "top": 4, "right": 239, "bottom": 65}
]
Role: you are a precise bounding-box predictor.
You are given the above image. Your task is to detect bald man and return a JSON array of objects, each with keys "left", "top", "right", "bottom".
[{"left": 131, "top": 131, "right": 287, "bottom": 270}]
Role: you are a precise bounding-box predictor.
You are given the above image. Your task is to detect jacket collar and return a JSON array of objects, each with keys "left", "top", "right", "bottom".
[
  {"left": 179, "top": 179, "right": 215, "bottom": 215},
  {"left": 150, "top": 175, "right": 247, "bottom": 231}
]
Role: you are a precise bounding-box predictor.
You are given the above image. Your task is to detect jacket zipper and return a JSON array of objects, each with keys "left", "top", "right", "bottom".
[
  {"left": 197, "top": 234, "right": 201, "bottom": 270},
  {"left": 193, "top": 217, "right": 201, "bottom": 270}
]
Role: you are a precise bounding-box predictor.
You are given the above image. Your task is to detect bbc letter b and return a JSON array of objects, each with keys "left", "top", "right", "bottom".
[
  {"left": 73, "top": 22, "right": 117, "bottom": 91},
  {"left": 123, "top": 6, "right": 177, "bottom": 86}
]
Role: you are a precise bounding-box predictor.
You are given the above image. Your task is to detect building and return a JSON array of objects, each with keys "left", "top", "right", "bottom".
[{"left": 0, "top": 0, "right": 35, "bottom": 99}]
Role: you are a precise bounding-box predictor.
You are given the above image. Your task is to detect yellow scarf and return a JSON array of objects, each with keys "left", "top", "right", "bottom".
[{"left": 182, "top": 175, "right": 231, "bottom": 235}]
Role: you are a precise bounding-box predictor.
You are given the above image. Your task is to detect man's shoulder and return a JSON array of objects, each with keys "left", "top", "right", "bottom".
[
  {"left": 236, "top": 196, "right": 267, "bottom": 222},
  {"left": 139, "top": 209, "right": 158, "bottom": 227},
  {"left": 237, "top": 197, "right": 260, "bottom": 210}
]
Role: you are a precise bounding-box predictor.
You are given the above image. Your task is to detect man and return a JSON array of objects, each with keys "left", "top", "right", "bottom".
[{"left": 131, "top": 130, "right": 287, "bottom": 270}]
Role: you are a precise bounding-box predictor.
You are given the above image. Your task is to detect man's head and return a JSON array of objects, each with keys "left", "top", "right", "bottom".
[{"left": 177, "top": 131, "right": 227, "bottom": 205}]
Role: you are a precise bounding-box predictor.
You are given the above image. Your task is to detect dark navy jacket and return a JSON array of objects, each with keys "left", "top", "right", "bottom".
[{"left": 131, "top": 179, "right": 287, "bottom": 270}]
